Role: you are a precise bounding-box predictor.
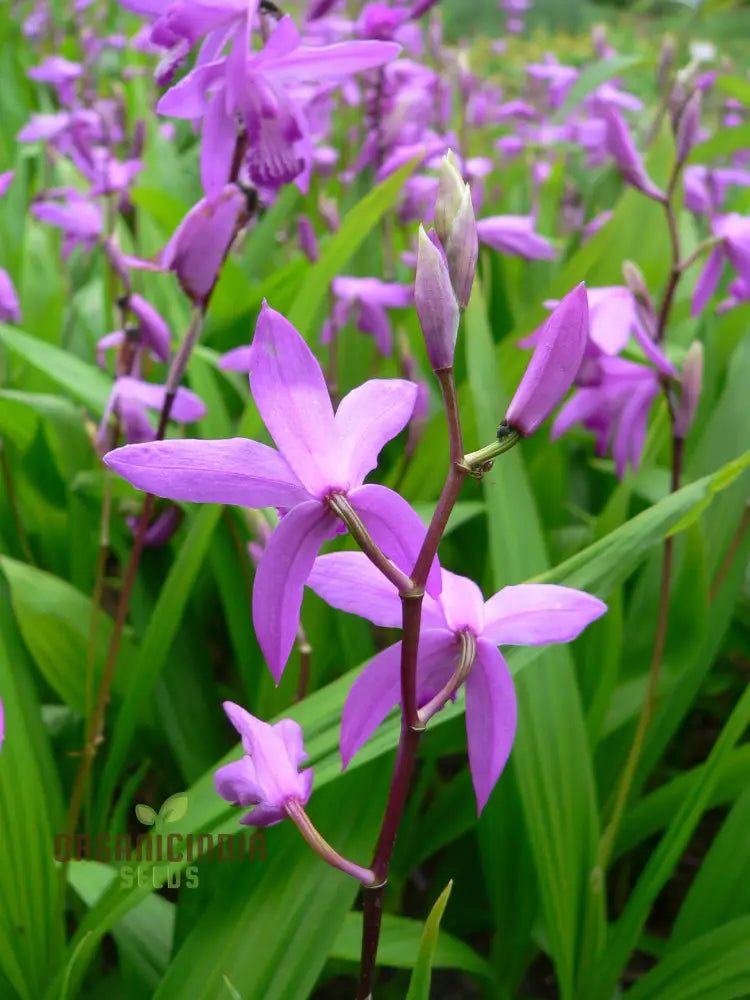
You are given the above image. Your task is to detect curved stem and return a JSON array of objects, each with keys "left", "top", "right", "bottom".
[
  {"left": 326, "top": 493, "right": 415, "bottom": 596},
  {"left": 285, "top": 800, "right": 377, "bottom": 887},
  {"left": 419, "top": 631, "right": 476, "bottom": 725}
]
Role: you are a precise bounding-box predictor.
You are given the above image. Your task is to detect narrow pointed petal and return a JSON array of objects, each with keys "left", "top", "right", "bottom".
[
  {"left": 341, "top": 630, "right": 455, "bottom": 766},
  {"left": 250, "top": 304, "right": 340, "bottom": 494},
  {"left": 465, "top": 641, "right": 517, "bottom": 814},
  {"left": 439, "top": 570, "right": 485, "bottom": 634},
  {"left": 201, "top": 89, "right": 236, "bottom": 199},
  {"left": 268, "top": 40, "right": 401, "bottom": 84},
  {"left": 308, "top": 551, "right": 447, "bottom": 629},
  {"left": 253, "top": 500, "right": 339, "bottom": 683},
  {"left": 505, "top": 283, "right": 589, "bottom": 435},
  {"left": 104, "top": 438, "right": 309, "bottom": 507},
  {"left": 219, "top": 345, "right": 253, "bottom": 371},
  {"left": 347, "top": 484, "right": 441, "bottom": 596},
  {"left": 691, "top": 247, "right": 724, "bottom": 316},
  {"left": 482, "top": 584, "right": 607, "bottom": 646},
  {"left": 335, "top": 379, "right": 417, "bottom": 488},
  {"left": 306, "top": 552, "right": 403, "bottom": 627}
]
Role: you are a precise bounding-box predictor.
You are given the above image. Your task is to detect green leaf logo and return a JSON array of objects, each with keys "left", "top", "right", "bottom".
[
  {"left": 159, "top": 793, "right": 188, "bottom": 824},
  {"left": 135, "top": 803, "right": 157, "bottom": 826}
]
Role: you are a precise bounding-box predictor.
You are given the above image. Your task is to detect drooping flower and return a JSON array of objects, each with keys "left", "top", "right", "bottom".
[
  {"left": 31, "top": 191, "right": 103, "bottom": 258},
  {"left": 104, "top": 303, "right": 439, "bottom": 681},
  {"left": 307, "top": 554, "right": 606, "bottom": 812},
  {"left": 215, "top": 701, "right": 312, "bottom": 827},
  {"left": 126, "top": 185, "right": 248, "bottom": 305},
  {"left": 603, "top": 107, "right": 665, "bottom": 202}
]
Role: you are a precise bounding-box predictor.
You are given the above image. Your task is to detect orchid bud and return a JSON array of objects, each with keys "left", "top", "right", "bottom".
[
  {"left": 623, "top": 260, "right": 657, "bottom": 336},
  {"left": 435, "top": 153, "right": 478, "bottom": 308},
  {"left": 415, "top": 225, "right": 460, "bottom": 370},
  {"left": 674, "top": 341, "right": 703, "bottom": 439},
  {"left": 297, "top": 215, "right": 319, "bottom": 262},
  {"left": 658, "top": 35, "right": 676, "bottom": 93},
  {"left": 504, "top": 283, "right": 589, "bottom": 436},
  {"left": 676, "top": 91, "right": 701, "bottom": 164},
  {"left": 434, "top": 151, "right": 466, "bottom": 247},
  {"left": 444, "top": 186, "right": 478, "bottom": 308}
]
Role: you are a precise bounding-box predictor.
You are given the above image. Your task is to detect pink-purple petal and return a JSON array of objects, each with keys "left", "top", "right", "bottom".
[
  {"left": 103, "top": 438, "right": 309, "bottom": 507},
  {"left": 335, "top": 379, "right": 417, "bottom": 489},
  {"left": 482, "top": 583, "right": 607, "bottom": 646},
  {"left": 307, "top": 551, "right": 403, "bottom": 627},
  {"left": 250, "top": 303, "right": 340, "bottom": 494},
  {"left": 465, "top": 640, "right": 517, "bottom": 814},
  {"left": 347, "top": 483, "right": 441, "bottom": 596},
  {"left": 252, "top": 500, "right": 339, "bottom": 683}
]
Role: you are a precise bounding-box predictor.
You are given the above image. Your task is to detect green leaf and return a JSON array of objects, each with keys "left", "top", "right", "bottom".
[
  {"left": 405, "top": 882, "right": 453, "bottom": 1000},
  {"left": 622, "top": 917, "right": 750, "bottom": 1000},
  {"left": 669, "top": 788, "right": 750, "bottom": 947},
  {"left": 0, "top": 584, "right": 65, "bottom": 999},
  {"left": 0, "top": 556, "right": 135, "bottom": 713},
  {"left": 590, "top": 685, "right": 750, "bottom": 1000},
  {"left": 0, "top": 323, "right": 111, "bottom": 413},
  {"left": 159, "top": 793, "right": 189, "bottom": 825},
  {"left": 287, "top": 156, "right": 420, "bottom": 339},
  {"left": 687, "top": 124, "right": 750, "bottom": 165},
  {"left": 97, "top": 504, "right": 222, "bottom": 822},
  {"left": 331, "top": 910, "right": 492, "bottom": 980}
]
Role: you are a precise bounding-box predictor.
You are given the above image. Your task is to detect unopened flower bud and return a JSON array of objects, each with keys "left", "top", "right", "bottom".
[
  {"left": 505, "top": 283, "right": 589, "bottom": 436},
  {"left": 674, "top": 341, "right": 703, "bottom": 438},
  {"left": 658, "top": 35, "right": 676, "bottom": 93},
  {"left": 297, "top": 215, "right": 319, "bottom": 262},
  {"left": 414, "top": 225, "right": 460, "bottom": 370},
  {"left": 623, "top": 260, "right": 657, "bottom": 336},
  {"left": 676, "top": 91, "right": 701, "bottom": 164},
  {"left": 434, "top": 151, "right": 466, "bottom": 247},
  {"left": 444, "top": 186, "right": 478, "bottom": 308}
]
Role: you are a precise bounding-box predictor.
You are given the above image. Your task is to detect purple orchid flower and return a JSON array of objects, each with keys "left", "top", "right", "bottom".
[
  {"left": 551, "top": 343, "right": 675, "bottom": 479},
  {"left": 157, "top": 14, "right": 400, "bottom": 197},
  {"left": 692, "top": 213, "right": 750, "bottom": 315},
  {"left": 0, "top": 173, "right": 20, "bottom": 323},
  {"left": 104, "top": 303, "right": 439, "bottom": 681},
  {"left": 683, "top": 165, "right": 750, "bottom": 215},
  {"left": 215, "top": 701, "right": 312, "bottom": 827},
  {"left": 307, "top": 553, "right": 606, "bottom": 812},
  {"left": 27, "top": 55, "right": 83, "bottom": 104},
  {"left": 477, "top": 214, "right": 556, "bottom": 260}
]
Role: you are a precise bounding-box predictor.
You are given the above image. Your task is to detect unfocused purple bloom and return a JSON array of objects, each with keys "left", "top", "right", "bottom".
[
  {"left": 104, "top": 303, "right": 438, "bottom": 681},
  {"left": 128, "top": 505, "right": 183, "bottom": 547},
  {"left": 0, "top": 271, "right": 20, "bottom": 324},
  {"left": 98, "top": 376, "right": 206, "bottom": 448},
  {"left": 582, "top": 210, "right": 612, "bottom": 242},
  {"left": 505, "top": 284, "right": 589, "bottom": 436},
  {"left": 692, "top": 213, "right": 750, "bottom": 315},
  {"left": 526, "top": 57, "right": 578, "bottom": 109},
  {"left": 215, "top": 702, "right": 312, "bottom": 827},
  {"left": 0, "top": 171, "right": 14, "bottom": 199},
  {"left": 28, "top": 56, "right": 83, "bottom": 104},
  {"left": 327, "top": 275, "right": 413, "bottom": 356},
  {"left": 604, "top": 107, "right": 664, "bottom": 202},
  {"left": 308, "top": 554, "right": 605, "bottom": 812},
  {"left": 477, "top": 214, "right": 556, "bottom": 260},
  {"left": 31, "top": 191, "right": 102, "bottom": 258},
  {"left": 297, "top": 214, "right": 319, "bottom": 261},
  {"left": 219, "top": 344, "right": 253, "bottom": 372}
]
